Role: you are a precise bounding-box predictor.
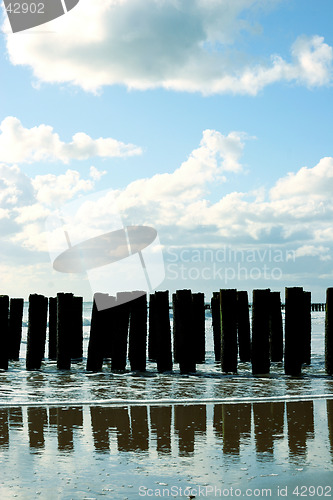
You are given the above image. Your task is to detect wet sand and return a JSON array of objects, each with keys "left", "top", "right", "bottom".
[
  {"left": 0, "top": 399, "right": 332, "bottom": 499},
  {"left": 0, "top": 309, "right": 332, "bottom": 498}
]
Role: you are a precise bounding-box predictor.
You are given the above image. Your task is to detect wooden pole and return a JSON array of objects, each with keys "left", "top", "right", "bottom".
[
  {"left": 0, "top": 295, "right": 9, "bottom": 370},
  {"left": 236, "top": 291, "right": 251, "bottom": 362},
  {"left": 26, "top": 294, "right": 48, "bottom": 370},
  {"left": 302, "top": 291, "right": 311, "bottom": 365},
  {"left": 251, "top": 289, "right": 270, "bottom": 375},
  {"left": 284, "top": 287, "right": 303, "bottom": 376},
  {"left": 8, "top": 297, "right": 24, "bottom": 361},
  {"left": 111, "top": 292, "right": 131, "bottom": 371},
  {"left": 129, "top": 292, "right": 147, "bottom": 371},
  {"left": 57, "top": 292, "right": 73, "bottom": 370},
  {"left": 325, "top": 287, "right": 333, "bottom": 375},
  {"left": 154, "top": 291, "right": 173, "bottom": 372},
  {"left": 172, "top": 293, "right": 179, "bottom": 364},
  {"left": 174, "top": 289, "right": 196, "bottom": 374},
  {"left": 220, "top": 289, "right": 238, "bottom": 373},
  {"left": 192, "top": 292, "right": 205, "bottom": 363},
  {"left": 103, "top": 296, "right": 117, "bottom": 360},
  {"left": 71, "top": 296, "right": 83, "bottom": 360},
  {"left": 86, "top": 293, "right": 116, "bottom": 372},
  {"left": 211, "top": 292, "right": 221, "bottom": 362},
  {"left": 269, "top": 291, "right": 283, "bottom": 362},
  {"left": 48, "top": 297, "right": 57, "bottom": 360},
  {"left": 148, "top": 293, "right": 157, "bottom": 362}
]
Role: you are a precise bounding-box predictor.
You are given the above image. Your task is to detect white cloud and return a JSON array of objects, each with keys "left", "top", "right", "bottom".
[
  {"left": 0, "top": 163, "right": 106, "bottom": 252},
  {"left": 0, "top": 163, "right": 35, "bottom": 206},
  {"left": 291, "top": 245, "right": 331, "bottom": 261},
  {"left": 14, "top": 203, "right": 51, "bottom": 224},
  {"left": 32, "top": 169, "right": 94, "bottom": 205},
  {"left": 115, "top": 129, "right": 246, "bottom": 213},
  {"left": 0, "top": 116, "right": 142, "bottom": 164},
  {"left": 2, "top": 130, "right": 333, "bottom": 269},
  {"left": 89, "top": 165, "right": 107, "bottom": 181},
  {"left": 4, "top": 0, "right": 332, "bottom": 94},
  {"left": 270, "top": 157, "right": 333, "bottom": 200}
]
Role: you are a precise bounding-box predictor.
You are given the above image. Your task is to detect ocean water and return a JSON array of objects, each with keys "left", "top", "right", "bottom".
[
  {"left": 0, "top": 306, "right": 332, "bottom": 405},
  {"left": 0, "top": 306, "right": 332, "bottom": 499}
]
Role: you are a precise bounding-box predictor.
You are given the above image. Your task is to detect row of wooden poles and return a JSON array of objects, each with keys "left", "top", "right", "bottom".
[{"left": 0, "top": 287, "right": 333, "bottom": 376}]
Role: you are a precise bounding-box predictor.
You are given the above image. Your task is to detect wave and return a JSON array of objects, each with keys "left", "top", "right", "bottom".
[{"left": 2, "top": 392, "right": 333, "bottom": 407}]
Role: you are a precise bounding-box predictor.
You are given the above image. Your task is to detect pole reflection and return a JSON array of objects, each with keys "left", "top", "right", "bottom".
[
  {"left": 287, "top": 400, "right": 314, "bottom": 462},
  {"left": 150, "top": 406, "right": 172, "bottom": 455},
  {"left": 27, "top": 407, "right": 47, "bottom": 450},
  {"left": 0, "top": 408, "right": 9, "bottom": 449},
  {"left": 0, "top": 398, "right": 331, "bottom": 467},
  {"left": 327, "top": 399, "right": 333, "bottom": 461},
  {"left": 253, "top": 402, "right": 284, "bottom": 459}
]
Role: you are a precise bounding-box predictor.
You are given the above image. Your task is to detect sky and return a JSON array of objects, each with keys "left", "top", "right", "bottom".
[{"left": 0, "top": 0, "right": 332, "bottom": 302}]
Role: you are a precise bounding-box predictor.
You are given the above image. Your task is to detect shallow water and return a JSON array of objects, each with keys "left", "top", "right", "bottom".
[
  {"left": 0, "top": 399, "right": 332, "bottom": 499},
  {"left": 0, "top": 307, "right": 332, "bottom": 499},
  {"left": 0, "top": 309, "right": 332, "bottom": 405}
]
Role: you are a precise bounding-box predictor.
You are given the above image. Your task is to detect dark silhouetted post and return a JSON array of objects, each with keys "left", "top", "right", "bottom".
[
  {"left": 251, "top": 289, "right": 270, "bottom": 375},
  {"left": 220, "top": 289, "right": 238, "bottom": 373},
  {"left": 154, "top": 291, "right": 173, "bottom": 372},
  {"left": 86, "top": 293, "right": 116, "bottom": 372},
  {"left": 303, "top": 291, "right": 311, "bottom": 365},
  {"left": 103, "top": 296, "right": 117, "bottom": 360},
  {"left": 192, "top": 292, "right": 205, "bottom": 363},
  {"left": 0, "top": 295, "right": 9, "bottom": 369},
  {"left": 57, "top": 292, "right": 73, "bottom": 370},
  {"left": 172, "top": 293, "right": 179, "bottom": 364},
  {"left": 237, "top": 291, "right": 251, "bottom": 362},
  {"left": 48, "top": 297, "right": 57, "bottom": 360},
  {"left": 284, "top": 287, "right": 303, "bottom": 376},
  {"left": 129, "top": 292, "right": 147, "bottom": 371},
  {"left": 71, "top": 296, "right": 83, "bottom": 360},
  {"left": 269, "top": 291, "right": 283, "bottom": 362},
  {"left": 26, "top": 294, "right": 48, "bottom": 370},
  {"left": 173, "top": 289, "right": 196, "bottom": 373},
  {"left": 8, "top": 297, "right": 24, "bottom": 361},
  {"left": 211, "top": 292, "right": 221, "bottom": 362},
  {"left": 86, "top": 295, "right": 103, "bottom": 372},
  {"left": 325, "top": 288, "right": 333, "bottom": 375},
  {"left": 111, "top": 292, "right": 131, "bottom": 371},
  {"left": 148, "top": 293, "right": 157, "bottom": 361}
]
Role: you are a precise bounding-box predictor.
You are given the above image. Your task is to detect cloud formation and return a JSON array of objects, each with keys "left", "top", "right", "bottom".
[
  {"left": 0, "top": 116, "right": 142, "bottom": 164},
  {"left": 1, "top": 127, "right": 333, "bottom": 298},
  {"left": 1, "top": 129, "right": 333, "bottom": 270},
  {"left": 4, "top": 0, "right": 332, "bottom": 94}
]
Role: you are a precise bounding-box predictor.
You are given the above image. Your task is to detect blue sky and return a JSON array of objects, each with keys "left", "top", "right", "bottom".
[{"left": 0, "top": 0, "right": 332, "bottom": 301}]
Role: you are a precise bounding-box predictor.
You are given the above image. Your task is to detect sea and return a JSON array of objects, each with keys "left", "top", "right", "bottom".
[{"left": 0, "top": 305, "right": 332, "bottom": 499}]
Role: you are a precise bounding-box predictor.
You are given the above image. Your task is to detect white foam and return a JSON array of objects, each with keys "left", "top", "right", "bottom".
[{"left": 2, "top": 392, "right": 333, "bottom": 407}]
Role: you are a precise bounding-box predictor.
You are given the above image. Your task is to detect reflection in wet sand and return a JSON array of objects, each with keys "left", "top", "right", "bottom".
[
  {"left": 287, "top": 401, "right": 314, "bottom": 462},
  {"left": 253, "top": 402, "right": 284, "bottom": 458},
  {"left": 0, "top": 408, "right": 9, "bottom": 449},
  {"left": 130, "top": 406, "right": 149, "bottom": 452},
  {"left": 0, "top": 399, "right": 330, "bottom": 460},
  {"left": 0, "top": 399, "right": 332, "bottom": 499},
  {"left": 175, "top": 404, "right": 206, "bottom": 456},
  {"left": 150, "top": 406, "right": 172, "bottom": 454},
  {"left": 328, "top": 399, "right": 333, "bottom": 460},
  {"left": 28, "top": 407, "right": 47, "bottom": 450}
]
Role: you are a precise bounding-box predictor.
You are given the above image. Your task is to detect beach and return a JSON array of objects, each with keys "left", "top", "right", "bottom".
[{"left": 0, "top": 306, "right": 332, "bottom": 499}]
